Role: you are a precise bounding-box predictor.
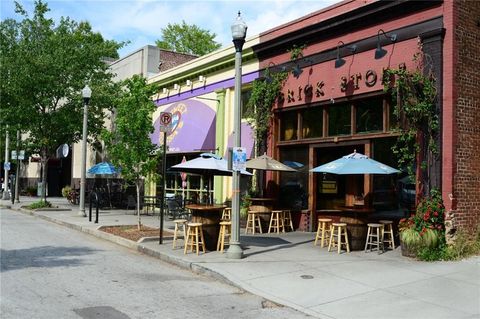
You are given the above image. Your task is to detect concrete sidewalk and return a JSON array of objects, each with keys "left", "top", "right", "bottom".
[{"left": 1, "top": 196, "right": 479, "bottom": 319}]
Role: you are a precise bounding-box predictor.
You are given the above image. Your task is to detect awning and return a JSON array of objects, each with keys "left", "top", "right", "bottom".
[{"left": 151, "top": 100, "right": 216, "bottom": 153}]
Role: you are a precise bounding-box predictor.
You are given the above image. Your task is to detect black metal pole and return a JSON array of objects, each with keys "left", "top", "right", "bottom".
[
  {"left": 159, "top": 132, "right": 167, "bottom": 244},
  {"left": 89, "top": 191, "right": 92, "bottom": 222}
]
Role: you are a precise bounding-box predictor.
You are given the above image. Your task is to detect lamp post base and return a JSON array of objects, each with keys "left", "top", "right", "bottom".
[
  {"left": 226, "top": 242, "right": 244, "bottom": 259},
  {"left": 78, "top": 210, "right": 86, "bottom": 217}
]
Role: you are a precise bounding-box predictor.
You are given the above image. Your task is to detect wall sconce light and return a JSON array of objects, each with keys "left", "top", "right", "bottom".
[
  {"left": 162, "top": 87, "right": 169, "bottom": 94},
  {"left": 173, "top": 83, "right": 180, "bottom": 91},
  {"left": 198, "top": 75, "right": 206, "bottom": 84},
  {"left": 335, "top": 41, "right": 357, "bottom": 68},
  {"left": 186, "top": 79, "right": 192, "bottom": 87},
  {"left": 375, "top": 29, "right": 397, "bottom": 60}
]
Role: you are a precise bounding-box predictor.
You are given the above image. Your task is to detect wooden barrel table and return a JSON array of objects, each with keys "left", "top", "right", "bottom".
[
  {"left": 185, "top": 204, "right": 226, "bottom": 251},
  {"left": 338, "top": 206, "right": 374, "bottom": 251}
]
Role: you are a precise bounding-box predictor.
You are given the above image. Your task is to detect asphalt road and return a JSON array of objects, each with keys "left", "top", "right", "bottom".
[{"left": 1, "top": 209, "right": 310, "bottom": 319}]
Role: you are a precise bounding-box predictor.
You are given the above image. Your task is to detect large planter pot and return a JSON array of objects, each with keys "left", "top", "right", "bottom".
[{"left": 400, "top": 240, "right": 417, "bottom": 258}]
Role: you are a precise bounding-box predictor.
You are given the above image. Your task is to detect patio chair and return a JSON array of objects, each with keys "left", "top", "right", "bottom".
[{"left": 167, "top": 199, "right": 188, "bottom": 220}]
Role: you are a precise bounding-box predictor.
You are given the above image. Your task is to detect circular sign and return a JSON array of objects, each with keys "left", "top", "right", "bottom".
[{"left": 160, "top": 112, "right": 172, "bottom": 126}]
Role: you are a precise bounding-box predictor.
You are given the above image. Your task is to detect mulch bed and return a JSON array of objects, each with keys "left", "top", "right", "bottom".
[{"left": 100, "top": 225, "right": 173, "bottom": 242}]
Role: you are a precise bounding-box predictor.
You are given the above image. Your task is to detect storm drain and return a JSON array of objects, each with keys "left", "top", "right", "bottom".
[
  {"left": 300, "top": 274, "right": 314, "bottom": 279},
  {"left": 73, "top": 306, "right": 130, "bottom": 319}
]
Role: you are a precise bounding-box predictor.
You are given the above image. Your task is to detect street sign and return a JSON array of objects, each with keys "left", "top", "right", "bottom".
[
  {"left": 232, "top": 147, "right": 247, "bottom": 171},
  {"left": 159, "top": 112, "right": 172, "bottom": 133},
  {"left": 11, "top": 150, "right": 25, "bottom": 160},
  {"left": 4, "top": 162, "right": 11, "bottom": 170}
]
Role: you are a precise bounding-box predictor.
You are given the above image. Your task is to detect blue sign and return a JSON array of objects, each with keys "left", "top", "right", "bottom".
[
  {"left": 4, "top": 162, "right": 11, "bottom": 170},
  {"left": 232, "top": 147, "right": 246, "bottom": 171}
]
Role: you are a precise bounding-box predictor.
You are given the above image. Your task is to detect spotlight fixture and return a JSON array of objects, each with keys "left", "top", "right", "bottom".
[
  {"left": 162, "top": 88, "right": 169, "bottom": 94},
  {"left": 198, "top": 75, "right": 206, "bottom": 84},
  {"left": 173, "top": 83, "right": 180, "bottom": 91},
  {"left": 375, "top": 29, "right": 397, "bottom": 60},
  {"left": 186, "top": 79, "right": 192, "bottom": 87},
  {"left": 335, "top": 41, "right": 357, "bottom": 68}
]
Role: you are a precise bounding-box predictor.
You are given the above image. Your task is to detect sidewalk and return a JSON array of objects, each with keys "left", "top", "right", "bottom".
[{"left": 1, "top": 196, "right": 479, "bottom": 319}]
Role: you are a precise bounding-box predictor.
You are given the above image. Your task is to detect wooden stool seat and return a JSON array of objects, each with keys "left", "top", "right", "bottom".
[
  {"left": 314, "top": 218, "right": 333, "bottom": 248},
  {"left": 328, "top": 222, "right": 350, "bottom": 254},
  {"left": 184, "top": 222, "right": 206, "bottom": 255},
  {"left": 245, "top": 211, "right": 263, "bottom": 234},
  {"left": 268, "top": 210, "right": 285, "bottom": 234},
  {"left": 217, "top": 221, "right": 232, "bottom": 253},
  {"left": 172, "top": 219, "right": 187, "bottom": 249},
  {"left": 365, "top": 223, "right": 384, "bottom": 253},
  {"left": 379, "top": 220, "right": 395, "bottom": 249}
]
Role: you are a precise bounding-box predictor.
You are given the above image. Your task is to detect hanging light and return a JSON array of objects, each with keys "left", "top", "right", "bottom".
[
  {"left": 335, "top": 41, "right": 357, "bottom": 68},
  {"left": 374, "top": 29, "right": 397, "bottom": 60}
]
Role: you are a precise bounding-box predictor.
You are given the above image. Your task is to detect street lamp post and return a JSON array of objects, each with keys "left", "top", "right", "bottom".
[
  {"left": 79, "top": 85, "right": 91, "bottom": 217},
  {"left": 227, "top": 11, "right": 247, "bottom": 260}
]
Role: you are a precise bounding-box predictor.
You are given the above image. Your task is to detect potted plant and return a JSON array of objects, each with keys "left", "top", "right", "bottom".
[{"left": 399, "top": 189, "right": 445, "bottom": 258}]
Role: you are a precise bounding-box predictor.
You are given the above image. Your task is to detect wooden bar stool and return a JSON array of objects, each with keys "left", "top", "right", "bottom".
[
  {"left": 245, "top": 211, "right": 263, "bottom": 234},
  {"left": 221, "top": 207, "right": 231, "bottom": 220},
  {"left": 364, "top": 223, "right": 384, "bottom": 253},
  {"left": 379, "top": 220, "right": 395, "bottom": 249},
  {"left": 283, "top": 210, "right": 294, "bottom": 232},
  {"left": 172, "top": 219, "right": 187, "bottom": 249},
  {"left": 314, "top": 218, "right": 332, "bottom": 248},
  {"left": 184, "top": 222, "right": 206, "bottom": 255},
  {"left": 217, "top": 221, "right": 231, "bottom": 253},
  {"left": 328, "top": 222, "right": 350, "bottom": 254},
  {"left": 268, "top": 210, "right": 284, "bottom": 234}
]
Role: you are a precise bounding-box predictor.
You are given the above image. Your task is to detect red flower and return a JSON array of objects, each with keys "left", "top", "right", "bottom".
[{"left": 433, "top": 211, "right": 439, "bottom": 217}]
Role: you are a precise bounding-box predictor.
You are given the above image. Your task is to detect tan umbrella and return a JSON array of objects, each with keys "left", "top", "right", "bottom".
[{"left": 246, "top": 154, "right": 297, "bottom": 172}]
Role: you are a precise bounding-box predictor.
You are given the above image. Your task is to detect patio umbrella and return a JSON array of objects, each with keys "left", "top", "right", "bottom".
[
  {"left": 88, "top": 162, "right": 120, "bottom": 175},
  {"left": 246, "top": 154, "right": 297, "bottom": 172},
  {"left": 169, "top": 153, "right": 252, "bottom": 176},
  {"left": 169, "top": 153, "right": 252, "bottom": 203},
  {"left": 310, "top": 151, "right": 400, "bottom": 175}
]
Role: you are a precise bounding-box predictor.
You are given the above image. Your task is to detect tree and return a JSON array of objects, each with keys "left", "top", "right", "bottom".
[
  {"left": 155, "top": 20, "right": 221, "bottom": 56},
  {"left": 0, "top": 0, "right": 123, "bottom": 201},
  {"left": 102, "top": 75, "right": 159, "bottom": 229}
]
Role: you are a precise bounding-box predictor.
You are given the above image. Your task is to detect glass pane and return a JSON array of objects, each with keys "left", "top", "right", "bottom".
[
  {"left": 302, "top": 107, "right": 323, "bottom": 138},
  {"left": 279, "top": 147, "right": 308, "bottom": 210},
  {"left": 280, "top": 112, "right": 298, "bottom": 141},
  {"left": 328, "top": 103, "right": 351, "bottom": 136},
  {"left": 356, "top": 97, "right": 383, "bottom": 133}
]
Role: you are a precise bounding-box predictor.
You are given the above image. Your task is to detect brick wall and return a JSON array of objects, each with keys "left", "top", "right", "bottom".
[
  {"left": 453, "top": 1, "right": 480, "bottom": 235},
  {"left": 159, "top": 50, "right": 197, "bottom": 72}
]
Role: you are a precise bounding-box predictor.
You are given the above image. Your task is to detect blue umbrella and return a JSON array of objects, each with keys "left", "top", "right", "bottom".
[
  {"left": 88, "top": 162, "right": 120, "bottom": 175},
  {"left": 310, "top": 151, "right": 400, "bottom": 175}
]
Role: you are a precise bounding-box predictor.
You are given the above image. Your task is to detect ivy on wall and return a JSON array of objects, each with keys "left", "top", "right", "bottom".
[{"left": 383, "top": 48, "right": 438, "bottom": 184}]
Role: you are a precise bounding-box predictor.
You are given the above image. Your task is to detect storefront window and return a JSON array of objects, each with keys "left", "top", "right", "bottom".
[
  {"left": 280, "top": 111, "right": 298, "bottom": 141},
  {"left": 302, "top": 107, "right": 323, "bottom": 138},
  {"left": 356, "top": 97, "right": 383, "bottom": 133},
  {"left": 279, "top": 147, "right": 308, "bottom": 210},
  {"left": 328, "top": 103, "right": 351, "bottom": 136}
]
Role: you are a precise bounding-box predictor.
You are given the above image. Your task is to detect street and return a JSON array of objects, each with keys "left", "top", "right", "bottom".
[{"left": 1, "top": 209, "right": 310, "bottom": 319}]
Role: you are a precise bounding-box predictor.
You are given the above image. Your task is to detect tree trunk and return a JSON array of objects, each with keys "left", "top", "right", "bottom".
[{"left": 136, "top": 181, "right": 141, "bottom": 230}]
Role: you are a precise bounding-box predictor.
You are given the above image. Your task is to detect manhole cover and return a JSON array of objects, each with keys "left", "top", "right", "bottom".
[{"left": 300, "top": 274, "right": 314, "bottom": 279}]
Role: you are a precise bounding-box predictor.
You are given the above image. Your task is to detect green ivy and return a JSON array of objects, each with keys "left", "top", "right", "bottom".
[
  {"left": 245, "top": 67, "right": 288, "bottom": 154},
  {"left": 383, "top": 63, "right": 438, "bottom": 179}
]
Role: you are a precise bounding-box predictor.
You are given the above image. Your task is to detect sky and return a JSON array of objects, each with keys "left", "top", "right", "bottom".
[{"left": 0, "top": 0, "right": 339, "bottom": 58}]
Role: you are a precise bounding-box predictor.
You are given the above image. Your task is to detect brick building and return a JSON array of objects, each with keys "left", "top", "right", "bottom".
[{"left": 251, "top": 0, "right": 479, "bottom": 234}]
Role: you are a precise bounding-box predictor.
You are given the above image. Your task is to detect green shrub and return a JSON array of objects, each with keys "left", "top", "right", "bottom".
[
  {"left": 400, "top": 228, "right": 422, "bottom": 251},
  {"left": 61, "top": 186, "right": 72, "bottom": 198},
  {"left": 27, "top": 200, "right": 52, "bottom": 210},
  {"left": 25, "top": 186, "right": 36, "bottom": 196}
]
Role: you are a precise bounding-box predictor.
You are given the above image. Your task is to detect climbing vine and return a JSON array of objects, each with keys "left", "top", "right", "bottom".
[{"left": 383, "top": 48, "right": 438, "bottom": 180}]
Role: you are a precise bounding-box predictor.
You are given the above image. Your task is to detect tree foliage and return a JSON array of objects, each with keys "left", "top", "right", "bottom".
[
  {"left": 0, "top": 0, "right": 123, "bottom": 200},
  {"left": 155, "top": 20, "right": 221, "bottom": 56},
  {"left": 102, "top": 75, "right": 159, "bottom": 229}
]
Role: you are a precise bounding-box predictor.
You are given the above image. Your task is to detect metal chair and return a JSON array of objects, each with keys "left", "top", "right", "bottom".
[{"left": 167, "top": 198, "right": 188, "bottom": 220}]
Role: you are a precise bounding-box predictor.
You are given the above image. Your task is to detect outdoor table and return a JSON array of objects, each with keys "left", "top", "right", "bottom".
[{"left": 185, "top": 204, "right": 226, "bottom": 251}]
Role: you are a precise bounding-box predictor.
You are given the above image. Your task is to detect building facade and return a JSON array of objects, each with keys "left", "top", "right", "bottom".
[{"left": 250, "top": 0, "right": 479, "bottom": 234}]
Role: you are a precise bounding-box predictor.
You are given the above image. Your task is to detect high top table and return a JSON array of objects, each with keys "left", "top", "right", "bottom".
[{"left": 185, "top": 204, "right": 227, "bottom": 251}]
